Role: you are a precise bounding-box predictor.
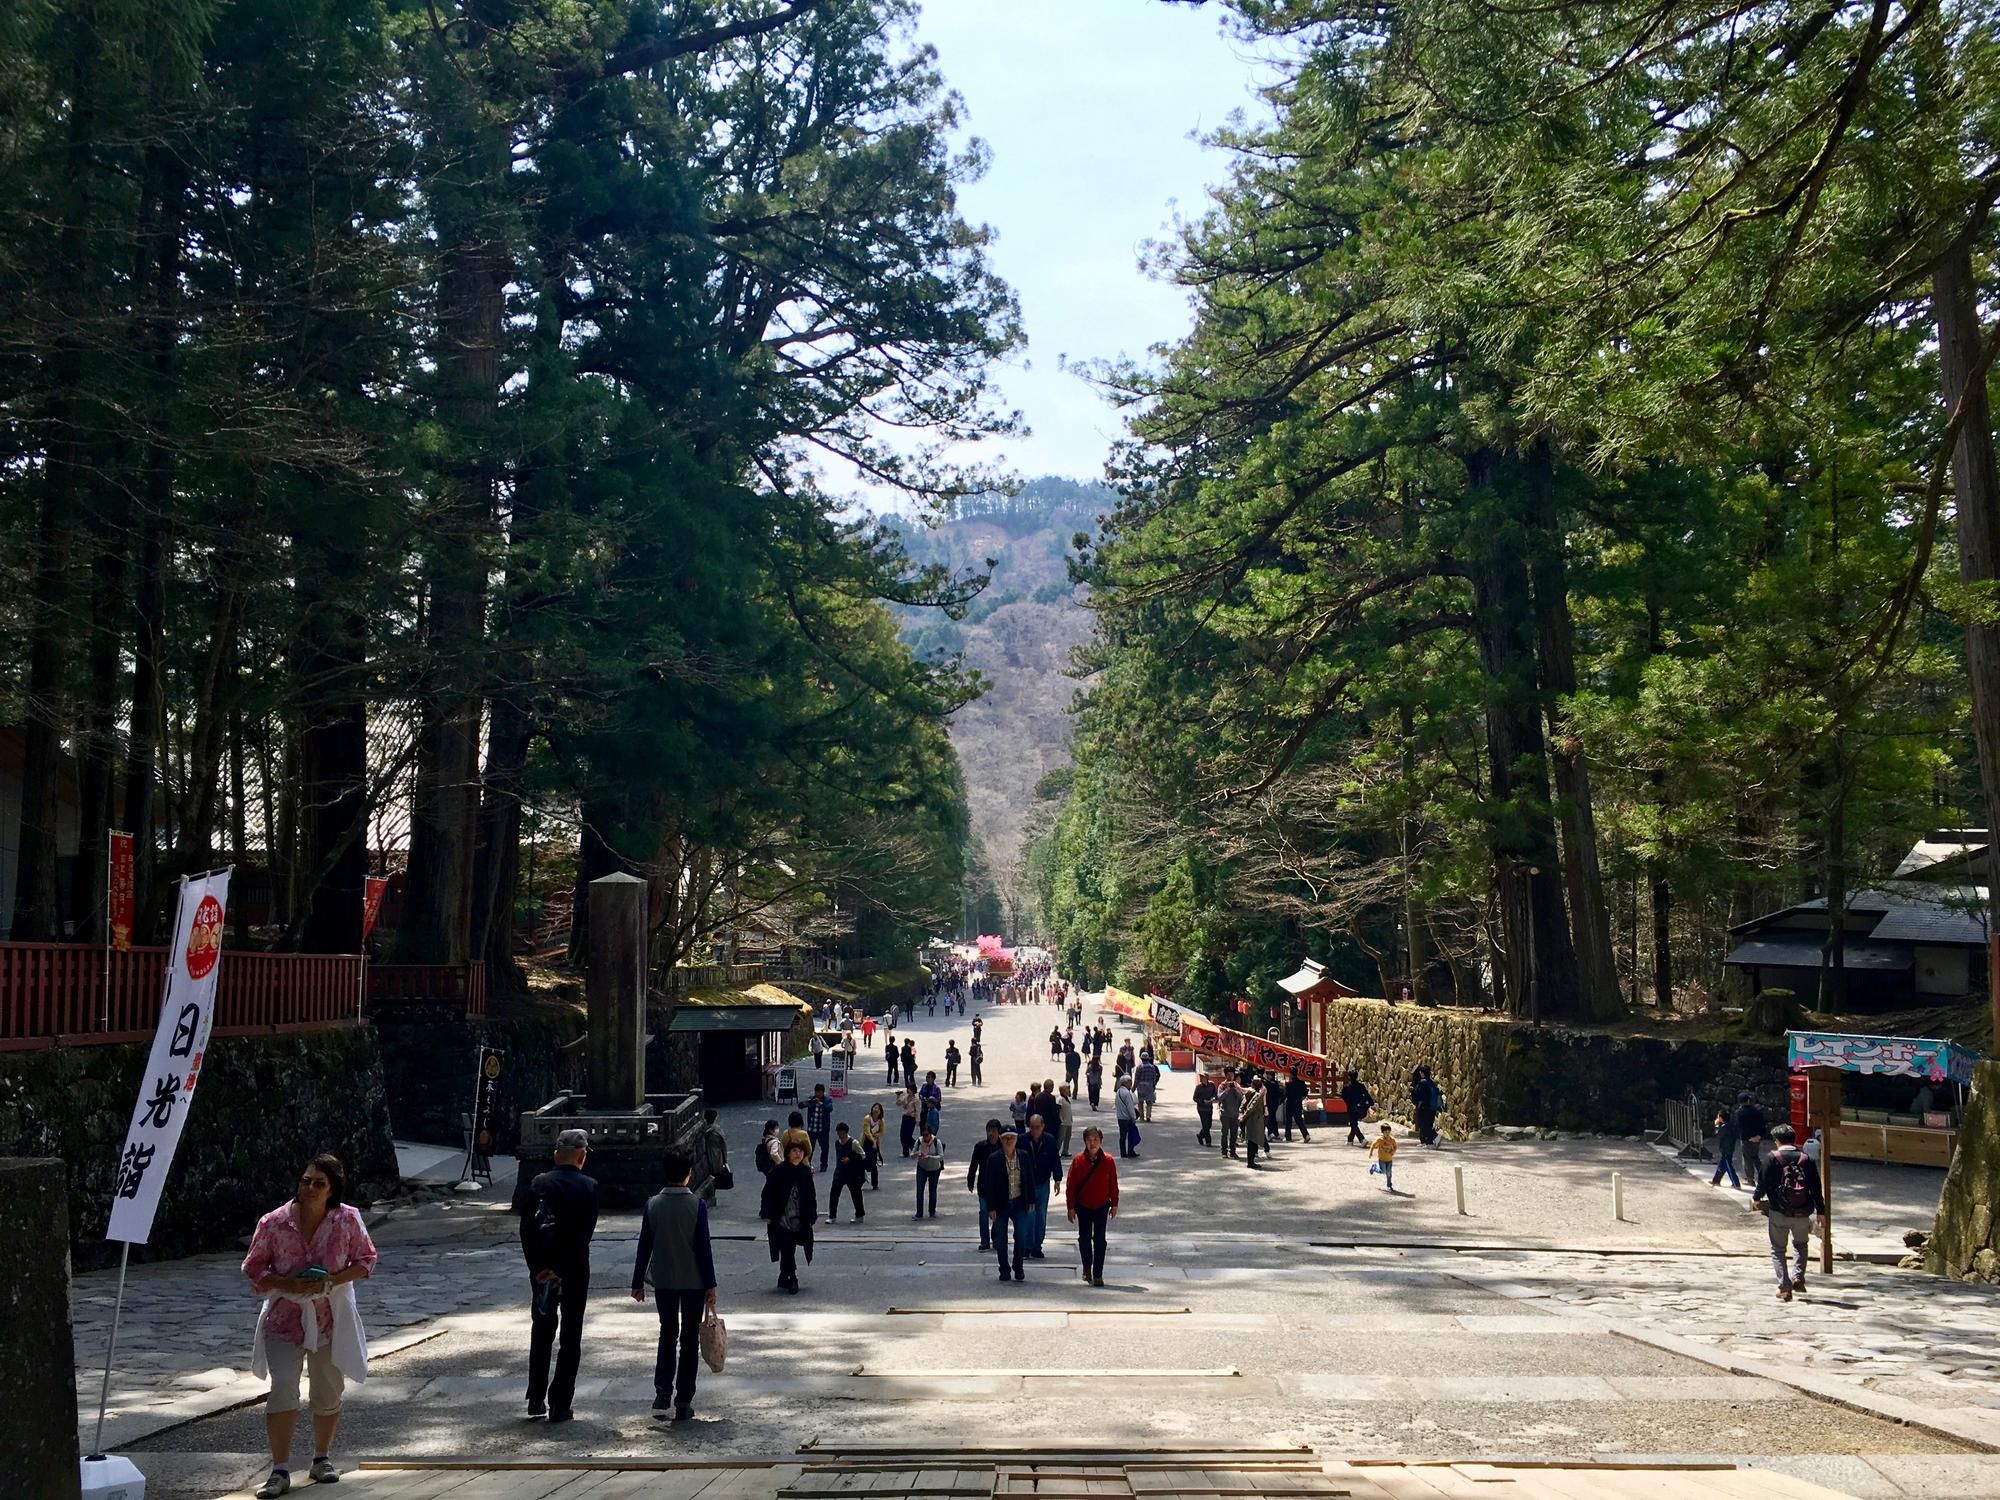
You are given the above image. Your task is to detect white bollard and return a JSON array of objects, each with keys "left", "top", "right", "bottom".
[
  {"left": 1454, "top": 1163, "right": 1467, "bottom": 1216},
  {"left": 1612, "top": 1171, "right": 1626, "bottom": 1222}
]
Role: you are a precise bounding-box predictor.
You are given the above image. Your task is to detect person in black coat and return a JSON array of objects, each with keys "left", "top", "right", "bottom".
[
  {"left": 1282, "top": 1070, "right": 1311, "bottom": 1142},
  {"left": 1410, "top": 1065, "right": 1441, "bottom": 1147},
  {"left": 513, "top": 1127, "right": 600, "bottom": 1421},
  {"left": 758, "top": 1140, "right": 818, "bottom": 1293},
  {"left": 966, "top": 1118, "right": 1004, "bottom": 1252},
  {"left": 977, "top": 1129, "right": 1036, "bottom": 1282},
  {"left": 1262, "top": 1072, "right": 1285, "bottom": 1150},
  {"left": 1340, "top": 1070, "right": 1374, "bottom": 1145},
  {"left": 828, "top": 1123, "right": 867, "bottom": 1223},
  {"left": 1192, "top": 1075, "right": 1217, "bottom": 1146},
  {"left": 1733, "top": 1091, "right": 1770, "bottom": 1183}
]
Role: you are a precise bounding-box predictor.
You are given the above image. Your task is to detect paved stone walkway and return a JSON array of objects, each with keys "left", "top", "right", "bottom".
[{"left": 74, "top": 985, "right": 2000, "bottom": 1500}]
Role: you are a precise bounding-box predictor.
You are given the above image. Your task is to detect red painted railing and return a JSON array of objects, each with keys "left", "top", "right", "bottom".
[
  {"left": 0, "top": 942, "right": 364, "bottom": 1048},
  {"left": 365, "top": 962, "right": 487, "bottom": 1019}
]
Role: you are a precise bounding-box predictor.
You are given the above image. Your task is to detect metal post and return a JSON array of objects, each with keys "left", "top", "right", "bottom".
[
  {"left": 87, "top": 1242, "right": 132, "bottom": 1458},
  {"left": 1819, "top": 1139, "right": 1834, "bottom": 1276},
  {"left": 101, "top": 833, "right": 113, "bottom": 1030}
]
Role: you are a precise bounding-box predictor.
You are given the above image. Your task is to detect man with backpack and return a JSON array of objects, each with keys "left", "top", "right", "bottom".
[{"left": 1752, "top": 1124, "right": 1827, "bottom": 1300}]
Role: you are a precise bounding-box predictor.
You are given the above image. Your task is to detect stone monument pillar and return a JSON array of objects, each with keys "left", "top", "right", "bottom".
[
  {"left": 0, "top": 1158, "right": 80, "bottom": 1498},
  {"left": 587, "top": 872, "right": 648, "bottom": 1110}
]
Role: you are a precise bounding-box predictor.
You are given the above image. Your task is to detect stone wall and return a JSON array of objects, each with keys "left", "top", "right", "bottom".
[
  {"left": 1926, "top": 1059, "right": 1999, "bottom": 1283},
  {"left": 1314, "top": 998, "right": 1788, "bottom": 1137},
  {"left": 0, "top": 1024, "right": 398, "bottom": 1271},
  {"left": 372, "top": 1009, "right": 586, "bottom": 1150},
  {"left": 0, "top": 1159, "right": 77, "bottom": 1496}
]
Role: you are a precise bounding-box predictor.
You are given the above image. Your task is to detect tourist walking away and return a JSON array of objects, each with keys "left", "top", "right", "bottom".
[
  {"left": 754, "top": 1119, "right": 782, "bottom": 1176},
  {"left": 630, "top": 1147, "right": 719, "bottom": 1422},
  {"left": 1734, "top": 1091, "right": 1770, "bottom": 1183},
  {"left": 1409, "top": 1066, "right": 1440, "bottom": 1148},
  {"left": 1754, "top": 1124, "right": 1826, "bottom": 1300},
  {"left": 1218, "top": 1074, "right": 1241, "bottom": 1157},
  {"left": 1341, "top": 1070, "right": 1374, "bottom": 1145},
  {"left": 805, "top": 1083, "right": 834, "bottom": 1172},
  {"left": 699, "top": 1109, "right": 730, "bottom": 1202},
  {"left": 901, "top": 1038, "right": 918, "bottom": 1088},
  {"left": 914, "top": 1122, "right": 947, "bottom": 1217},
  {"left": 946, "top": 1040, "right": 962, "bottom": 1086},
  {"left": 759, "top": 1138, "right": 818, "bottom": 1292},
  {"left": 1050, "top": 1025, "right": 1064, "bottom": 1058},
  {"left": 1283, "top": 1070, "right": 1312, "bottom": 1142},
  {"left": 1241, "top": 1079, "right": 1267, "bottom": 1168},
  {"left": 1709, "top": 1105, "right": 1741, "bottom": 1189},
  {"left": 899, "top": 1085, "right": 920, "bottom": 1156},
  {"left": 1030, "top": 1079, "right": 1062, "bottom": 1135},
  {"left": 1193, "top": 1073, "right": 1217, "bottom": 1146},
  {"left": 1367, "top": 1122, "right": 1398, "bottom": 1191},
  {"left": 968, "top": 1119, "right": 1004, "bottom": 1250},
  {"left": 1115, "top": 1075, "right": 1141, "bottom": 1157},
  {"left": 1022, "top": 1114, "right": 1064, "bottom": 1256},
  {"left": 920, "top": 1070, "right": 944, "bottom": 1133},
  {"left": 1058, "top": 1083, "right": 1075, "bottom": 1155},
  {"left": 970, "top": 1038, "right": 985, "bottom": 1085},
  {"left": 861, "top": 1014, "right": 876, "bottom": 1045},
  {"left": 244, "top": 1154, "right": 377, "bottom": 1497},
  {"left": 1064, "top": 1039, "right": 1082, "bottom": 1086},
  {"left": 513, "top": 1129, "right": 599, "bottom": 1424},
  {"left": 1066, "top": 1125, "right": 1119, "bottom": 1286},
  {"left": 828, "top": 1123, "right": 868, "bottom": 1222},
  {"left": 885, "top": 1029, "right": 900, "bottom": 1084},
  {"left": 979, "top": 1129, "right": 1034, "bottom": 1281},
  {"left": 781, "top": 1111, "right": 812, "bottom": 1162},
  {"left": 861, "top": 1103, "right": 886, "bottom": 1187},
  {"left": 1086, "top": 1054, "right": 1104, "bottom": 1110},
  {"left": 1133, "top": 1054, "right": 1160, "bottom": 1121}
]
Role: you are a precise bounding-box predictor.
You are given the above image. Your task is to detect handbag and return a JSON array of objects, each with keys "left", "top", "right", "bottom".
[
  {"left": 699, "top": 1307, "right": 728, "bottom": 1372},
  {"left": 714, "top": 1166, "right": 734, "bottom": 1191}
]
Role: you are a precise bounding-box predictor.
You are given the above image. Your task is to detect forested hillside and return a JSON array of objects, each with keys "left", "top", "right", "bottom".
[
  {"left": 884, "top": 477, "right": 1106, "bottom": 929},
  {"left": 1033, "top": 0, "right": 1994, "bottom": 1035},
  {"left": 0, "top": 1, "right": 1016, "bottom": 981}
]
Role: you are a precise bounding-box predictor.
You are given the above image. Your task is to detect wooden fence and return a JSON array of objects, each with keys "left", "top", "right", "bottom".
[
  {"left": 2, "top": 942, "right": 366, "bottom": 1049},
  {"left": 365, "top": 962, "right": 488, "bottom": 1019}
]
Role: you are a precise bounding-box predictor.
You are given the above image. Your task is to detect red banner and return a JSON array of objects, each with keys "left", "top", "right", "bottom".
[
  {"left": 107, "top": 831, "right": 134, "bottom": 951},
  {"left": 1205, "top": 1026, "right": 1330, "bottom": 1085},
  {"left": 362, "top": 876, "right": 390, "bottom": 941}
]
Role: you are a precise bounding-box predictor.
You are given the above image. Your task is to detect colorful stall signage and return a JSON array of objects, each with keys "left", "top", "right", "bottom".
[{"left": 1786, "top": 1030, "right": 1976, "bottom": 1086}]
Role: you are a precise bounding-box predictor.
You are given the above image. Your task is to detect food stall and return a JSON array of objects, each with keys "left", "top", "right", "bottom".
[{"left": 1786, "top": 1029, "right": 1978, "bottom": 1167}]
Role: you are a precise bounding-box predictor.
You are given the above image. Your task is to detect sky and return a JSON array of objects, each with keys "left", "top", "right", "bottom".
[{"left": 908, "top": 0, "right": 1274, "bottom": 492}]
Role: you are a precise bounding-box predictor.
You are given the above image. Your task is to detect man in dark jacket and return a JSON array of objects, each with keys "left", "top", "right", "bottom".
[
  {"left": 1020, "top": 1114, "right": 1065, "bottom": 1258},
  {"left": 828, "top": 1123, "right": 867, "bottom": 1222},
  {"left": 514, "top": 1128, "right": 599, "bottom": 1421},
  {"left": 967, "top": 1118, "right": 1004, "bottom": 1250},
  {"left": 1752, "top": 1124, "right": 1826, "bottom": 1300},
  {"left": 630, "top": 1147, "right": 718, "bottom": 1421},
  {"left": 979, "top": 1129, "right": 1035, "bottom": 1281},
  {"left": 1340, "top": 1070, "right": 1374, "bottom": 1145},
  {"left": 1193, "top": 1074, "right": 1218, "bottom": 1146},
  {"left": 1282, "top": 1070, "right": 1311, "bottom": 1142},
  {"left": 804, "top": 1084, "right": 834, "bottom": 1172},
  {"left": 1262, "top": 1072, "right": 1285, "bottom": 1149},
  {"left": 1734, "top": 1091, "right": 1770, "bottom": 1184}
]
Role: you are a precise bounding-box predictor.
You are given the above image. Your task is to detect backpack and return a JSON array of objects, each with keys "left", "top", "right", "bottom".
[{"left": 1773, "top": 1148, "right": 1816, "bottom": 1216}]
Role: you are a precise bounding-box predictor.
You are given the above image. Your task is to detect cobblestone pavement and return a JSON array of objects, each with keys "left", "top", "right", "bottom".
[{"left": 77, "top": 988, "right": 2000, "bottom": 1500}]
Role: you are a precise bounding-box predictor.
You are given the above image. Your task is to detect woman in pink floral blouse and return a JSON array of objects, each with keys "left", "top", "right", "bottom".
[{"left": 241, "top": 1153, "right": 378, "bottom": 1498}]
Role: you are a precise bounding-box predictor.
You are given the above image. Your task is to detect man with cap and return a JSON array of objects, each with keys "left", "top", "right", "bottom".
[
  {"left": 514, "top": 1128, "right": 599, "bottom": 1421},
  {"left": 978, "top": 1127, "right": 1034, "bottom": 1282}
]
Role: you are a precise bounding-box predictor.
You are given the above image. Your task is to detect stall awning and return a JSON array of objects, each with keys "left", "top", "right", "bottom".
[
  {"left": 1723, "top": 935, "right": 1911, "bottom": 971},
  {"left": 666, "top": 1003, "right": 802, "bottom": 1034},
  {"left": 1788, "top": 1030, "right": 1979, "bottom": 1086}
]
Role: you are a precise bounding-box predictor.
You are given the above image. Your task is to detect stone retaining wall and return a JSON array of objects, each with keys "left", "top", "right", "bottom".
[
  {"left": 1926, "top": 1059, "right": 1999, "bottom": 1283},
  {"left": 0, "top": 1024, "right": 398, "bottom": 1270},
  {"left": 1313, "top": 998, "right": 1787, "bottom": 1137},
  {"left": 373, "top": 1009, "right": 586, "bottom": 1151}
]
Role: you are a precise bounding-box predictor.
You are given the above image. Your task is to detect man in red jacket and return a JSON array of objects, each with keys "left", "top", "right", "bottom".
[{"left": 1065, "top": 1125, "right": 1119, "bottom": 1286}]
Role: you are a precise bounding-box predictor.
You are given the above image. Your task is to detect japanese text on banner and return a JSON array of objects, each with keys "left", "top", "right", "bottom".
[{"left": 106, "top": 868, "right": 232, "bottom": 1245}]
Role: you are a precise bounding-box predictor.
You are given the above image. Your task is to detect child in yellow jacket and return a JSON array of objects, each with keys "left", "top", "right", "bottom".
[{"left": 1367, "top": 1122, "right": 1398, "bottom": 1192}]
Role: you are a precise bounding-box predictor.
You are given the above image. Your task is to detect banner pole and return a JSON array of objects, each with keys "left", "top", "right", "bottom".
[
  {"left": 102, "top": 833, "right": 112, "bottom": 1030},
  {"left": 87, "top": 1241, "right": 131, "bottom": 1458}
]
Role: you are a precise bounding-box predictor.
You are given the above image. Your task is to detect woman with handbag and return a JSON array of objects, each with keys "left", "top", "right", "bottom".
[
  {"left": 758, "top": 1138, "right": 817, "bottom": 1293},
  {"left": 630, "top": 1147, "right": 718, "bottom": 1422},
  {"left": 913, "top": 1122, "right": 946, "bottom": 1218},
  {"left": 861, "top": 1102, "right": 886, "bottom": 1188},
  {"left": 1065, "top": 1126, "right": 1119, "bottom": 1285},
  {"left": 699, "top": 1109, "right": 730, "bottom": 1201}
]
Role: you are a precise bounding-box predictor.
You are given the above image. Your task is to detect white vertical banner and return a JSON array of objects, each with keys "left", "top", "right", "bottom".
[{"left": 106, "top": 868, "right": 232, "bottom": 1245}]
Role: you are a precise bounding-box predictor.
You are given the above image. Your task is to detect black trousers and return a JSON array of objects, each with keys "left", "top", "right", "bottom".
[
  {"left": 811, "top": 1128, "right": 831, "bottom": 1171},
  {"left": 1075, "top": 1203, "right": 1109, "bottom": 1278},
  {"left": 1347, "top": 1113, "right": 1367, "bottom": 1144},
  {"left": 653, "top": 1289, "right": 704, "bottom": 1404},
  {"left": 1196, "top": 1104, "right": 1213, "bottom": 1143},
  {"left": 526, "top": 1268, "right": 589, "bottom": 1413},
  {"left": 833, "top": 1175, "right": 865, "bottom": 1218}
]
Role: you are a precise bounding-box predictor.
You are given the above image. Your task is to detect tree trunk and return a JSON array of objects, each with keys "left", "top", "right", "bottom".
[
  {"left": 1523, "top": 443, "right": 1624, "bottom": 1019},
  {"left": 1650, "top": 871, "right": 1673, "bottom": 1008},
  {"left": 294, "top": 515, "right": 370, "bottom": 955},
  {"left": 1933, "top": 246, "right": 2000, "bottom": 1043},
  {"left": 471, "top": 692, "right": 532, "bottom": 989},
  {"left": 1466, "top": 448, "right": 1582, "bottom": 1020}
]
